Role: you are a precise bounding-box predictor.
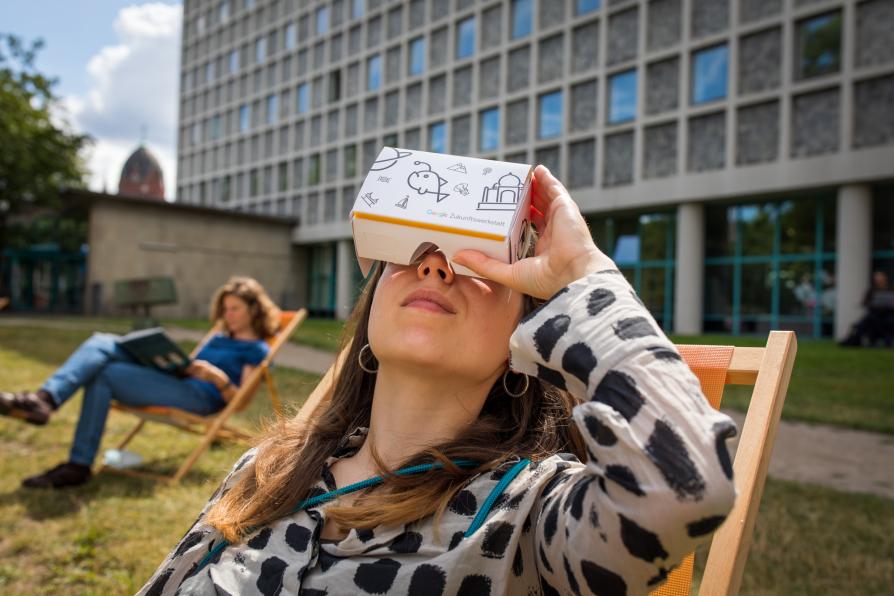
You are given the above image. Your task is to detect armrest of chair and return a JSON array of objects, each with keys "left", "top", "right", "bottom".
[{"left": 699, "top": 330, "right": 797, "bottom": 595}]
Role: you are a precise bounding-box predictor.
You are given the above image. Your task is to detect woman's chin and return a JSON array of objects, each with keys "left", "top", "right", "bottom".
[{"left": 375, "top": 330, "right": 456, "bottom": 366}]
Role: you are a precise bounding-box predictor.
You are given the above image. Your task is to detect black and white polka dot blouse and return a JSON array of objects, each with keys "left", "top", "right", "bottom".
[{"left": 139, "top": 270, "right": 738, "bottom": 596}]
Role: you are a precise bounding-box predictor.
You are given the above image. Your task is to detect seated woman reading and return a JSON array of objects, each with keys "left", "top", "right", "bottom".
[
  {"left": 139, "top": 167, "right": 738, "bottom": 595},
  {"left": 0, "top": 276, "right": 279, "bottom": 489}
]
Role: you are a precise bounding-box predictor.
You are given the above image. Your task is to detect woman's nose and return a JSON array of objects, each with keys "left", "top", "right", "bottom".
[{"left": 416, "top": 251, "right": 455, "bottom": 284}]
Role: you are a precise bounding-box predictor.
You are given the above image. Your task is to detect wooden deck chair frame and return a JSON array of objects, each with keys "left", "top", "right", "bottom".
[
  {"left": 292, "top": 330, "right": 797, "bottom": 596},
  {"left": 100, "top": 309, "right": 308, "bottom": 484}
]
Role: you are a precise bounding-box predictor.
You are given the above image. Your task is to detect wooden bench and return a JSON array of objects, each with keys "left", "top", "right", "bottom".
[{"left": 114, "top": 276, "right": 177, "bottom": 328}]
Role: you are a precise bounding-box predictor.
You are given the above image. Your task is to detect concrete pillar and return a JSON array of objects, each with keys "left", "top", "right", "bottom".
[
  {"left": 674, "top": 202, "right": 705, "bottom": 336},
  {"left": 835, "top": 185, "right": 873, "bottom": 340},
  {"left": 335, "top": 239, "right": 356, "bottom": 320}
]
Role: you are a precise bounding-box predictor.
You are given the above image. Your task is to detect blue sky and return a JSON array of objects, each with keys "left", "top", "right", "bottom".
[{"left": 7, "top": 1, "right": 183, "bottom": 197}]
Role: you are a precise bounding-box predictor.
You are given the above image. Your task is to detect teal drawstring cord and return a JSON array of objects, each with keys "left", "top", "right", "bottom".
[
  {"left": 464, "top": 458, "right": 530, "bottom": 537},
  {"left": 195, "top": 458, "right": 479, "bottom": 572}
]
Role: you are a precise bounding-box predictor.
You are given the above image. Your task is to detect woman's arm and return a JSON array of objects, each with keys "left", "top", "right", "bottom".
[
  {"left": 511, "top": 271, "right": 737, "bottom": 594},
  {"left": 218, "top": 364, "right": 257, "bottom": 402},
  {"left": 186, "top": 360, "right": 241, "bottom": 402},
  {"left": 454, "top": 165, "right": 736, "bottom": 594}
]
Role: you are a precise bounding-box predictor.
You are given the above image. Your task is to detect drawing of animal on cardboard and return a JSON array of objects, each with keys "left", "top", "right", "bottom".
[{"left": 407, "top": 160, "right": 450, "bottom": 202}]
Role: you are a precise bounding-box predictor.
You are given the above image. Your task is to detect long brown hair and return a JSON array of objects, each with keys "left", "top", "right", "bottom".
[
  {"left": 209, "top": 276, "right": 281, "bottom": 339},
  {"left": 207, "top": 259, "right": 585, "bottom": 543}
]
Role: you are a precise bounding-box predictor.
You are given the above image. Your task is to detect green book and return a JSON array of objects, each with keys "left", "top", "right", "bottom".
[{"left": 117, "top": 327, "right": 192, "bottom": 376}]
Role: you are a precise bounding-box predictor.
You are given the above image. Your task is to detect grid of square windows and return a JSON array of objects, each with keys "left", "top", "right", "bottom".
[{"left": 178, "top": 0, "right": 892, "bottom": 215}]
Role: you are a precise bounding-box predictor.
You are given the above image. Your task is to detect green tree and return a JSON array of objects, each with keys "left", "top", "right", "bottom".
[{"left": 0, "top": 33, "right": 91, "bottom": 256}]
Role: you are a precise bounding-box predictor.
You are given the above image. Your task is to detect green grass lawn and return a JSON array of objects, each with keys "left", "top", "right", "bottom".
[
  {"left": 670, "top": 334, "right": 894, "bottom": 435},
  {"left": 3, "top": 316, "right": 894, "bottom": 433},
  {"left": 0, "top": 325, "right": 892, "bottom": 594}
]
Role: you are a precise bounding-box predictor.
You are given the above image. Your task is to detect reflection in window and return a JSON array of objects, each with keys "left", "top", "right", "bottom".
[
  {"left": 296, "top": 83, "right": 309, "bottom": 113},
  {"left": 872, "top": 187, "right": 894, "bottom": 283},
  {"left": 250, "top": 169, "right": 259, "bottom": 196},
  {"left": 221, "top": 175, "right": 231, "bottom": 202},
  {"left": 538, "top": 90, "right": 563, "bottom": 139},
  {"left": 409, "top": 37, "right": 426, "bottom": 76},
  {"left": 456, "top": 17, "right": 476, "bottom": 59},
  {"left": 704, "top": 198, "right": 837, "bottom": 337},
  {"left": 285, "top": 23, "right": 296, "bottom": 50},
  {"left": 705, "top": 264, "right": 733, "bottom": 317},
  {"left": 309, "top": 243, "right": 337, "bottom": 313},
  {"left": 353, "top": 0, "right": 365, "bottom": 20},
  {"left": 316, "top": 6, "right": 330, "bottom": 35},
  {"left": 308, "top": 154, "right": 321, "bottom": 185},
  {"left": 779, "top": 200, "right": 818, "bottom": 254},
  {"left": 575, "top": 0, "right": 600, "bottom": 16},
  {"left": 239, "top": 104, "right": 250, "bottom": 132},
  {"left": 613, "top": 234, "right": 640, "bottom": 263},
  {"left": 255, "top": 37, "right": 266, "bottom": 63},
  {"left": 874, "top": 187, "right": 894, "bottom": 252},
  {"left": 278, "top": 162, "right": 289, "bottom": 192},
  {"left": 511, "top": 0, "right": 532, "bottom": 39},
  {"left": 229, "top": 49, "right": 239, "bottom": 74},
  {"left": 796, "top": 12, "right": 841, "bottom": 80},
  {"left": 587, "top": 212, "right": 675, "bottom": 329},
  {"left": 367, "top": 55, "right": 382, "bottom": 90},
  {"left": 740, "top": 263, "right": 773, "bottom": 316},
  {"left": 329, "top": 71, "right": 341, "bottom": 101},
  {"left": 639, "top": 214, "right": 671, "bottom": 260},
  {"left": 344, "top": 145, "right": 357, "bottom": 178},
  {"left": 692, "top": 44, "right": 728, "bottom": 104},
  {"left": 266, "top": 94, "right": 278, "bottom": 124},
  {"left": 479, "top": 107, "right": 500, "bottom": 151},
  {"left": 429, "top": 121, "right": 446, "bottom": 153},
  {"left": 739, "top": 204, "right": 775, "bottom": 256},
  {"left": 779, "top": 262, "right": 835, "bottom": 320},
  {"left": 608, "top": 70, "right": 637, "bottom": 124}
]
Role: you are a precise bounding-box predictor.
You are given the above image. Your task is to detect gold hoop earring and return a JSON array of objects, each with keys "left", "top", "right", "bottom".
[
  {"left": 502, "top": 369, "right": 529, "bottom": 398},
  {"left": 358, "top": 343, "right": 378, "bottom": 374}
]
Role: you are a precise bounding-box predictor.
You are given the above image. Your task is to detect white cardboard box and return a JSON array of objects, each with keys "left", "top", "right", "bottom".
[{"left": 350, "top": 147, "right": 534, "bottom": 278}]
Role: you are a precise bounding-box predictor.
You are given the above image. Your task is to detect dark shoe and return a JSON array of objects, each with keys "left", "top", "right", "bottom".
[
  {"left": 0, "top": 390, "right": 54, "bottom": 425},
  {"left": 22, "top": 462, "right": 92, "bottom": 489}
]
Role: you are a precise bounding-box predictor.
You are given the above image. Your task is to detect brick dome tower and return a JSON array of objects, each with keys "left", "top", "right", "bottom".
[{"left": 118, "top": 144, "right": 165, "bottom": 199}]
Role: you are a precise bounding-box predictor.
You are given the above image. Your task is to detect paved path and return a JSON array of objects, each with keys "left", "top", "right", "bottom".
[
  {"left": 3, "top": 317, "right": 893, "bottom": 500},
  {"left": 723, "top": 410, "right": 894, "bottom": 500}
]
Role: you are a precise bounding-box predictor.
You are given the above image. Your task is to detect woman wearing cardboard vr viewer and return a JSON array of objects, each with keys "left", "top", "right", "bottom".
[{"left": 141, "top": 163, "right": 737, "bottom": 595}]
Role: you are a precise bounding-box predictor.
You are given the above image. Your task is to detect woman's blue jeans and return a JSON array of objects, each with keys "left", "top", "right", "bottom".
[{"left": 41, "top": 333, "right": 223, "bottom": 466}]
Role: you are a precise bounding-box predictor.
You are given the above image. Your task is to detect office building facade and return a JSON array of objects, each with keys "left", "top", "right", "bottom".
[{"left": 177, "top": 0, "right": 894, "bottom": 338}]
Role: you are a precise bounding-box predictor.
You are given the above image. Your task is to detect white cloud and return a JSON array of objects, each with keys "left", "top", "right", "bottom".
[{"left": 61, "top": 3, "right": 182, "bottom": 198}]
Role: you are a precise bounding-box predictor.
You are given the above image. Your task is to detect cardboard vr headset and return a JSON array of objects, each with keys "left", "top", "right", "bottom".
[{"left": 350, "top": 147, "right": 534, "bottom": 278}]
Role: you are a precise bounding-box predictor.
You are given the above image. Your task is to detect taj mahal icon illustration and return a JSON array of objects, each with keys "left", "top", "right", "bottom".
[{"left": 477, "top": 172, "right": 524, "bottom": 211}]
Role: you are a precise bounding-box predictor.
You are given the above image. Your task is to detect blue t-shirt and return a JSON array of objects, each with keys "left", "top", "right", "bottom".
[{"left": 185, "top": 334, "right": 270, "bottom": 405}]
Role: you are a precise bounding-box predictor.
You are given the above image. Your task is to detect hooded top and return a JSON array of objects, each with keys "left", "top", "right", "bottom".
[{"left": 138, "top": 269, "right": 738, "bottom": 596}]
